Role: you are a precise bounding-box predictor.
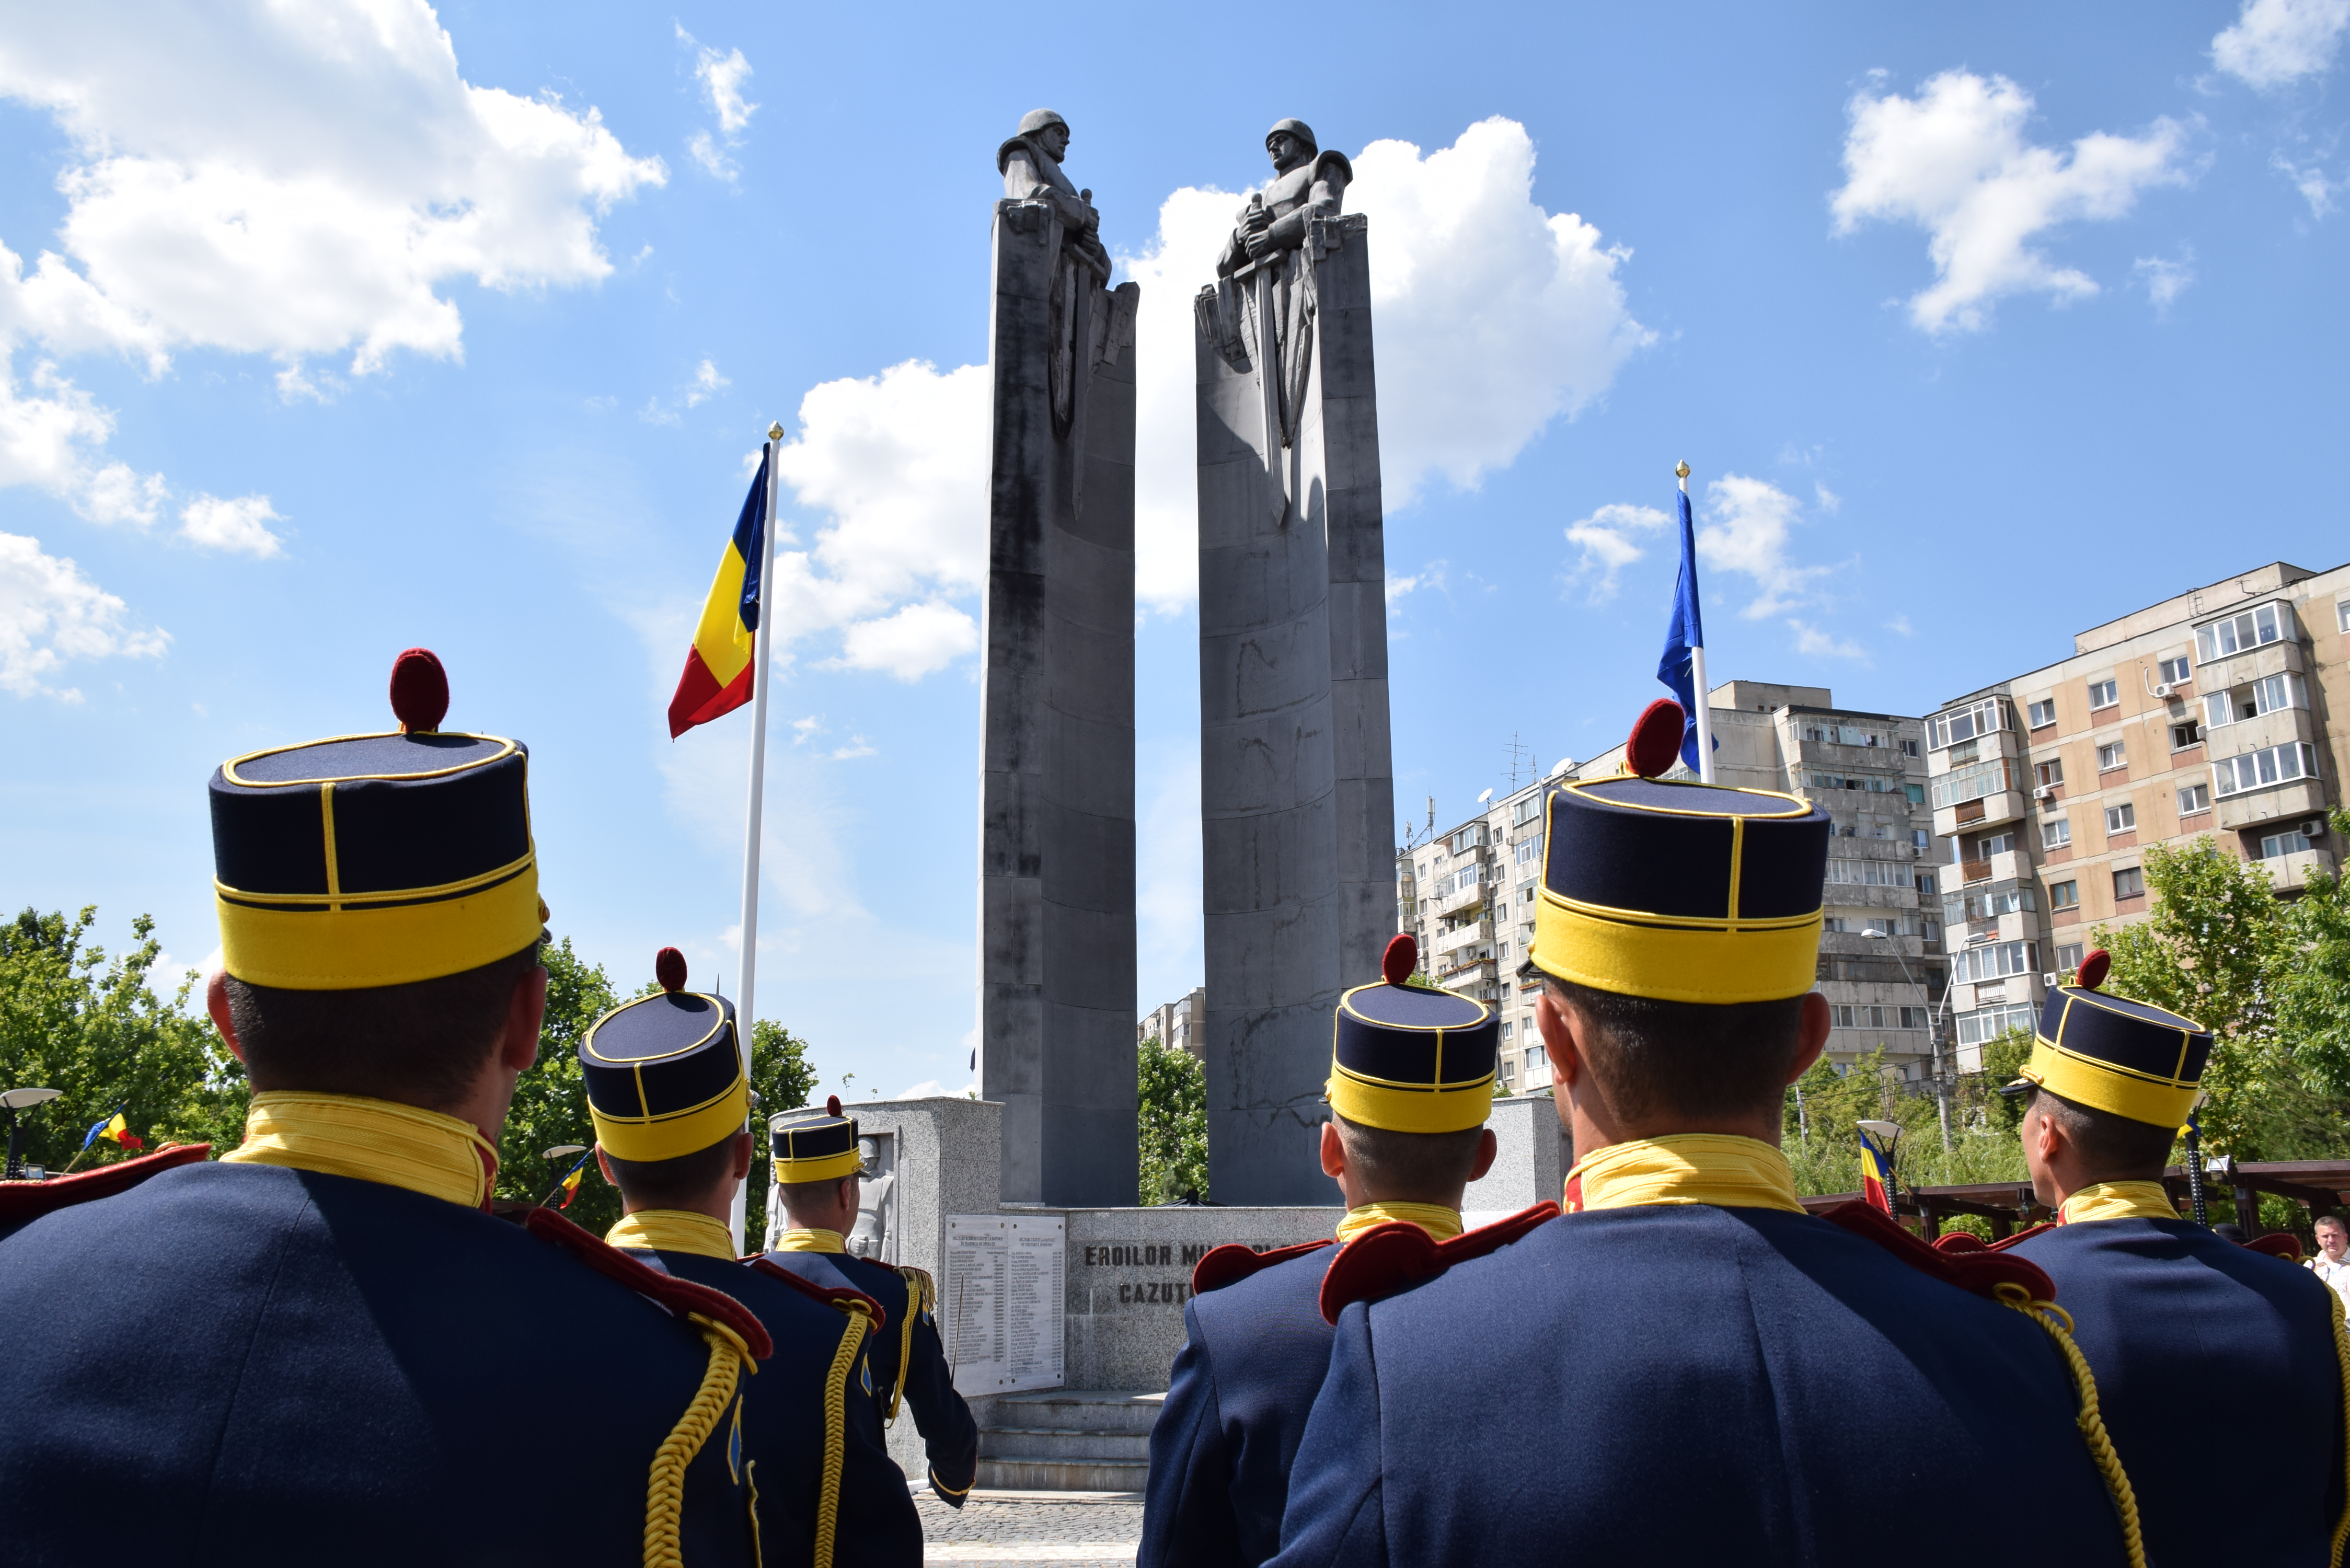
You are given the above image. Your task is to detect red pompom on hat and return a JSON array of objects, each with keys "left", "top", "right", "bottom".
[
  {"left": 1626, "top": 698, "right": 1684, "bottom": 779},
  {"left": 388, "top": 648, "right": 449, "bottom": 734},
  {"left": 1382, "top": 932, "right": 1417, "bottom": 986},
  {"left": 826, "top": 1095, "right": 842, "bottom": 1118},
  {"left": 654, "top": 947, "right": 687, "bottom": 994},
  {"left": 2075, "top": 949, "right": 2110, "bottom": 991}
]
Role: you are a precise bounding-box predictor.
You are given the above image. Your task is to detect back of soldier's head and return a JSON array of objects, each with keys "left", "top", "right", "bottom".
[
  {"left": 2026, "top": 1088, "right": 2177, "bottom": 1180},
  {"left": 1528, "top": 700, "right": 1831, "bottom": 1127},
  {"left": 1325, "top": 932, "right": 1500, "bottom": 1200},
  {"left": 581, "top": 947, "right": 752, "bottom": 1205},
  {"left": 1998, "top": 953, "right": 2208, "bottom": 1187},
  {"left": 209, "top": 649, "right": 549, "bottom": 1111}
]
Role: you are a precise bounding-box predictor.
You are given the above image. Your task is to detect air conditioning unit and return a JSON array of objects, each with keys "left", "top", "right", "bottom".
[
  {"left": 2032, "top": 786, "right": 2054, "bottom": 801},
  {"left": 2305, "top": 820, "right": 2328, "bottom": 838},
  {"left": 2153, "top": 682, "right": 2173, "bottom": 699},
  {"left": 2042, "top": 972, "right": 2059, "bottom": 987}
]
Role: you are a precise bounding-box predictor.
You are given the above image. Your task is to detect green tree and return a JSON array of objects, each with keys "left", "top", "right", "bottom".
[
  {"left": 2276, "top": 807, "right": 2350, "bottom": 1100},
  {"left": 1137, "top": 1036, "right": 1208, "bottom": 1205},
  {"left": 1782, "top": 1046, "right": 2028, "bottom": 1198},
  {"left": 0, "top": 906, "right": 248, "bottom": 1171},
  {"left": 744, "top": 1018, "right": 818, "bottom": 1243}
]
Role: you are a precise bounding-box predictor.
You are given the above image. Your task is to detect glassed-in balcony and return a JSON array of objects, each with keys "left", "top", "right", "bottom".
[{"left": 1931, "top": 754, "right": 2026, "bottom": 838}]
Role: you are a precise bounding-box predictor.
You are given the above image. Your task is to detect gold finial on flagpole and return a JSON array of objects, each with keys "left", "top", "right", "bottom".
[
  {"left": 768, "top": 422, "right": 786, "bottom": 442},
  {"left": 1674, "top": 460, "right": 1691, "bottom": 480}
]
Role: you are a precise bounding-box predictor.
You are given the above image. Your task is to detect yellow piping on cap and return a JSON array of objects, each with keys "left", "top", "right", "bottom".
[{"left": 1532, "top": 889, "right": 1821, "bottom": 1004}]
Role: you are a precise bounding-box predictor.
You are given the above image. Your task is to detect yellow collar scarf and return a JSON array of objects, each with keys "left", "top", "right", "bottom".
[
  {"left": 606, "top": 1209, "right": 739, "bottom": 1260},
  {"left": 221, "top": 1090, "right": 498, "bottom": 1209},
  {"left": 773, "top": 1227, "right": 847, "bottom": 1253},
  {"left": 1564, "top": 1134, "right": 1805, "bottom": 1215},
  {"left": 1335, "top": 1202, "right": 1464, "bottom": 1244},
  {"left": 2058, "top": 1181, "right": 2180, "bottom": 1225}
]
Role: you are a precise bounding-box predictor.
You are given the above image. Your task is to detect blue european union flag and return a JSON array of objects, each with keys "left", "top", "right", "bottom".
[{"left": 1655, "top": 486, "right": 1714, "bottom": 772}]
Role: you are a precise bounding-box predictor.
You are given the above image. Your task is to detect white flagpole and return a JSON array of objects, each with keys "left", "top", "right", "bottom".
[
  {"left": 731, "top": 422, "right": 785, "bottom": 1250},
  {"left": 1680, "top": 461, "right": 1717, "bottom": 784}
]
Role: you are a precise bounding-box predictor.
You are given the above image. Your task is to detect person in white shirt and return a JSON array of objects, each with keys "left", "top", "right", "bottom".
[{"left": 2307, "top": 1213, "right": 2350, "bottom": 1319}]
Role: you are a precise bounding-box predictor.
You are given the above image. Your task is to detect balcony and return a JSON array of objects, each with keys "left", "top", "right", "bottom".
[
  {"left": 1958, "top": 848, "right": 2030, "bottom": 887},
  {"left": 2207, "top": 706, "right": 2319, "bottom": 759},
  {"left": 2264, "top": 847, "right": 2339, "bottom": 892},
  {"left": 2217, "top": 777, "right": 2328, "bottom": 832},
  {"left": 2194, "top": 635, "right": 2309, "bottom": 696},
  {"left": 1924, "top": 727, "right": 2022, "bottom": 781},
  {"left": 1431, "top": 919, "right": 1492, "bottom": 959},
  {"left": 1435, "top": 879, "right": 1488, "bottom": 918}
]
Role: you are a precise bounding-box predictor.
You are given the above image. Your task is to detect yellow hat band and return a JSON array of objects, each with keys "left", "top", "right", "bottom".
[
  {"left": 771, "top": 1148, "right": 863, "bottom": 1185},
  {"left": 1327, "top": 1063, "right": 1496, "bottom": 1135},
  {"left": 215, "top": 856, "right": 544, "bottom": 991},
  {"left": 591, "top": 1075, "right": 749, "bottom": 1163},
  {"left": 2022, "top": 1035, "right": 2198, "bottom": 1130},
  {"left": 1532, "top": 889, "right": 1821, "bottom": 1005}
]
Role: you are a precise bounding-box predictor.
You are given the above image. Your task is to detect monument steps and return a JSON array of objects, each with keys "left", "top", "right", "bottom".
[{"left": 974, "top": 1389, "right": 1162, "bottom": 1492}]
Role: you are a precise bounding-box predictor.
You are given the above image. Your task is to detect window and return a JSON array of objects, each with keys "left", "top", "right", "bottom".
[
  {"left": 2043, "top": 818, "right": 2071, "bottom": 849},
  {"left": 1525, "top": 1045, "right": 1545, "bottom": 1069},
  {"left": 2194, "top": 602, "right": 2287, "bottom": 663},
  {"left": 2253, "top": 672, "right": 2307, "bottom": 716},
  {"left": 2213, "top": 740, "right": 2322, "bottom": 798},
  {"left": 1950, "top": 941, "right": 2040, "bottom": 984},
  {"left": 1822, "top": 916, "right": 1850, "bottom": 933},
  {"left": 2096, "top": 741, "right": 2127, "bottom": 771},
  {"left": 2055, "top": 942, "right": 2084, "bottom": 973},
  {"left": 1433, "top": 875, "right": 1454, "bottom": 898},
  {"left": 1513, "top": 836, "right": 1542, "bottom": 866},
  {"left": 2172, "top": 722, "right": 2202, "bottom": 751},
  {"left": 1826, "top": 858, "right": 1913, "bottom": 887},
  {"left": 1899, "top": 1007, "right": 1927, "bottom": 1030},
  {"left": 1500, "top": 1020, "right": 1513, "bottom": 1040},
  {"left": 1449, "top": 823, "right": 1488, "bottom": 854},
  {"left": 2340, "top": 600, "right": 2350, "bottom": 634},
  {"left": 2113, "top": 866, "right": 2145, "bottom": 900},
  {"left": 1916, "top": 872, "right": 1937, "bottom": 895},
  {"left": 1959, "top": 884, "right": 2038, "bottom": 920},
  {"left": 2049, "top": 880, "right": 2079, "bottom": 909},
  {"left": 2028, "top": 699, "right": 2057, "bottom": 728},
  {"left": 2158, "top": 656, "right": 2192, "bottom": 686},
  {"left": 2203, "top": 691, "right": 2236, "bottom": 732},
  {"left": 1496, "top": 941, "right": 1510, "bottom": 959},
  {"left": 1518, "top": 881, "right": 1536, "bottom": 906},
  {"left": 1831, "top": 1005, "right": 1856, "bottom": 1028},
  {"left": 1512, "top": 794, "right": 1542, "bottom": 825},
  {"left": 1922, "top": 919, "right": 1941, "bottom": 942},
  {"left": 2088, "top": 679, "right": 2119, "bottom": 710},
  {"left": 2261, "top": 829, "right": 2314, "bottom": 859},
  {"left": 1957, "top": 1002, "right": 2039, "bottom": 1045},
  {"left": 1912, "top": 828, "right": 1931, "bottom": 851},
  {"left": 2034, "top": 759, "right": 2064, "bottom": 788},
  {"left": 1977, "top": 832, "right": 2016, "bottom": 858},
  {"left": 2104, "top": 802, "right": 2136, "bottom": 834},
  {"left": 1456, "top": 863, "right": 1484, "bottom": 889},
  {"left": 2178, "top": 782, "right": 2210, "bottom": 815},
  {"left": 1928, "top": 697, "right": 2010, "bottom": 751},
  {"left": 1905, "top": 782, "right": 1926, "bottom": 805},
  {"left": 1902, "top": 739, "right": 1920, "bottom": 757},
  {"left": 1930, "top": 756, "right": 2021, "bottom": 809}
]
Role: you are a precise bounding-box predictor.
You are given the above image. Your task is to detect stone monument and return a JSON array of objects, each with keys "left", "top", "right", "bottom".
[
  {"left": 977, "top": 110, "right": 1143, "bottom": 1206},
  {"left": 1194, "top": 119, "right": 1397, "bottom": 1204}
]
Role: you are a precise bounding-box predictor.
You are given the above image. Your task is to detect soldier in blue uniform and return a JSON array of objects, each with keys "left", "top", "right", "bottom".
[
  {"left": 0, "top": 649, "right": 761, "bottom": 1566},
  {"left": 1269, "top": 700, "right": 2147, "bottom": 1568},
  {"left": 584, "top": 947, "right": 927, "bottom": 1568},
  {"left": 1998, "top": 950, "right": 2349, "bottom": 1563},
  {"left": 1141, "top": 931, "right": 1545, "bottom": 1568},
  {"left": 760, "top": 1102, "right": 980, "bottom": 1506}
]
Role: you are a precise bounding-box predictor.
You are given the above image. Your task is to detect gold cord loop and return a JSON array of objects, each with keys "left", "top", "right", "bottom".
[
  {"left": 1992, "top": 1282, "right": 2145, "bottom": 1568},
  {"left": 888, "top": 1267, "right": 931, "bottom": 1425},
  {"left": 644, "top": 1314, "right": 755, "bottom": 1568},
  {"left": 816, "top": 1298, "right": 876, "bottom": 1568},
  {"left": 2328, "top": 1298, "right": 2350, "bottom": 1568}
]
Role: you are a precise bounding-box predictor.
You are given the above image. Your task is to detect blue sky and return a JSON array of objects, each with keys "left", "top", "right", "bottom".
[{"left": 3, "top": 2, "right": 2345, "bottom": 1105}]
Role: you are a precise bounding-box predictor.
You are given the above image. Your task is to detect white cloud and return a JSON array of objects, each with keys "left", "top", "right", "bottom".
[
  {"left": 890, "top": 1079, "right": 976, "bottom": 1102},
  {"left": 2214, "top": 0, "right": 2350, "bottom": 89},
  {"left": 2272, "top": 147, "right": 2344, "bottom": 215},
  {"left": 1832, "top": 71, "right": 2190, "bottom": 333},
  {"left": 1813, "top": 482, "right": 1842, "bottom": 515},
  {"left": 0, "top": 531, "right": 168, "bottom": 698},
  {"left": 178, "top": 493, "right": 285, "bottom": 557},
  {"left": 0, "top": 0, "right": 664, "bottom": 386},
  {"left": 1886, "top": 614, "right": 1914, "bottom": 636},
  {"left": 685, "top": 359, "right": 729, "bottom": 407},
  {"left": 1120, "top": 117, "right": 1650, "bottom": 611},
  {"left": 1385, "top": 560, "right": 1449, "bottom": 607},
  {"left": 790, "top": 714, "right": 824, "bottom": 744},
  {"left": 2133, "top": 250, "right": 2196, "bottom": 315},
  {"left": 638, "top": 396, "right": 678, "bottom": 426},
  {"left": 1697, "top": 475, "right": 1830, "bottom": 619},
  {"left": 677, "top": 30, "right": 754, "bottom": 182},
  {"left": 829, "top": 735, "right": 877, "bottom": 760},
  {"left": 1788, "top": 619, "right": 1869, "bottom": 661},
  {"left": 1562, "top": 502, "right": 1670, "bottom": 603},
  {"left": 821, "top": 601, "right": 979, "bottom": 682},
  {"left": 687, "top": 131, "right": 733, "bottom": 183}
]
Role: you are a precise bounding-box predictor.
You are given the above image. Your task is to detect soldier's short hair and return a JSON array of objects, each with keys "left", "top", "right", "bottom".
[
  {"left": 2028, "top": 1087, "right": 2178, "bottom": 1177},
  {"left": 602, "top": 1132, "right": 745, "bottom": 1209},
  {"left": 225, "top": 938, "right": 541, "bottom": 1110},
  {"left": 1543, "top": 976, "right": 1806, "bottom": 1123},
  {"left": 1331, "top": 1112, "right": 1486, "bottom": 1202}
]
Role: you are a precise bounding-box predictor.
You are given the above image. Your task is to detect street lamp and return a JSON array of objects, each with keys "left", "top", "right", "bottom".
[
  {"left": 2, "top": 1087, "right": 63, "bottom": 1181},
  {"left": 536, "top": 1144, "right": 590, "bottom": 1208},
  {"left": 1865, "top": 928, "right": 1952, "bottom": 1152}
]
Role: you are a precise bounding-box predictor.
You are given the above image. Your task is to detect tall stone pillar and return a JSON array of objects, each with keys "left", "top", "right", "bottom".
[
  {"left": 977, "top": 113, "right": 1141, "bottom": 1207},
  {"left": 1195, "top": 203, "right": 1396, "bottom": 1204}
]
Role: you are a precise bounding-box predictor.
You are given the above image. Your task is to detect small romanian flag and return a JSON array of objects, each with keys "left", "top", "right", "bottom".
[
  {"left": 1859, "top": 1134, "right": 1895, "bottom": 1216},
  {"left": 83, "top": 1107, "right": 142, "bottom": 1153},
  {"left": 558, "top": 1150, "right": 592, "bottom": 1210},
  {"left": 667, "top": 447, "right": 771, "bottom": 739}
]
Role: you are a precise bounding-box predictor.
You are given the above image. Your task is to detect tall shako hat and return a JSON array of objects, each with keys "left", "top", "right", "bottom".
[
  {"left": 771, "top": 1097, "right": 862, "bottom": 1184},
  {"left": 1327, "top": 934, "right": 1497, "bottom": 1134},
  {"left": 209, "top": 648, "right": 546, "bottom": 991},
  {"left": 1531, "top": 699, "right": 1831, "bottom": 1004},
  {"left": 2002, "top": 949, "right": 2213, "bottom": 1129},
  {"left": 580, "top": 948, "right": 748, "bottom": 1162}
]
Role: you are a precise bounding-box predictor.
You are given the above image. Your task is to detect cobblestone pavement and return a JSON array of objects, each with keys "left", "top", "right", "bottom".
[{"left": 915, "top": 1492, "right": 1143, "bottom": 1565}]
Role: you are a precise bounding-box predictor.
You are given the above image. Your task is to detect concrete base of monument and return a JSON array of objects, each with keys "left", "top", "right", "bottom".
[{"left": 976, "top": 1389, "right": 1162, "bottom": 1491}]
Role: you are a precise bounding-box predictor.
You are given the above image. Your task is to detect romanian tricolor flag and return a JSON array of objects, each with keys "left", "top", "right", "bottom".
[
  {"left": 558, "top": 1149, "right": 592, "bottom": 1210},
  {"left": 667, "top": 446, "right": 771, "bottom": 739},
  {"left": 82, "top": 1106, "right": 141, "bottom": 1153},
  {"left": 1859, "top": 1133, "right": 1896, "bottom": 1215}
]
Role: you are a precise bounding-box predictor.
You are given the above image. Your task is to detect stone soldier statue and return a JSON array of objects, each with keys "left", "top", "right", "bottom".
[
  {"left": 1207, "top": 120, "right": 1353, "bottom": 454},
  {"left": 999, "top": 108, "right": 1113, "bottom": 435}
]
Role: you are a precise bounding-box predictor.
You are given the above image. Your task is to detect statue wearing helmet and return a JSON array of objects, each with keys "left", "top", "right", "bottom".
[
  {"left": 999, "top": 108, "right": 1111, "bottom": 281},
  {"left": 1216, "top": 118, "right": 1353, "bottom": 280}
]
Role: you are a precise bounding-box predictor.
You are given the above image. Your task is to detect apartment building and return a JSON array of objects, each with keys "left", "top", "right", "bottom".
[
  {"left": 1927, "top": 561, "right": 2349, "bottom": 1071},
  {"left": 1137, "top": 986, "right": 1205, "bottom": 1061},
  {"left": 1397, "top": 681, "right": 1949, "bottom": 1096}
]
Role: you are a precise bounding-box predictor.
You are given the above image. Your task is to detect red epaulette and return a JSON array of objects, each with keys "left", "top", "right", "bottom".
[
  {"left": 522, "top": 1207, "right": 773, "bottom": 1359},
  {"left": 1932, "top": 1220, "right": 2051, "bottom": 1256},
  {"left": 1191, "top": 1238, "right": 1333, "bottom": 1297},
  {"left": 745, "top": 1253, "right": 890, "bottom": 1331},
  {"left": 0, "top": 1143, "right": 210, "bottom": 1227},
  {"left": 2242, "top": 1231, "right": 2305, "bottom": 1263},
  {"left": 1318, "top": 1202, "right": 1561, "bottom": 1325},
  {"left": 1822, "top": 1201, "right": 2056, "bottom": 1303}
]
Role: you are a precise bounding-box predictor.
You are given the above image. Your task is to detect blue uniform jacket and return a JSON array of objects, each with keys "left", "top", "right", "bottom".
[
  {"left": 1271, "top": 1206, "right": 2133, "bottom": 1567},
  {"left": 2010, "top": 1217, "right": 2347, "bottom": 1564},
  {"left": 1141, "top": 1242, "right": 1336, "bottom": 1568},
  {"left": 620, "top": 1248, "right": 926, "bottom": 1568},
  {"left": 0, "top": 1162, "right": 754, "bottom": 1568},
  {"left": 763, "top": 1249, "right": 980, "bottom": 1504}
]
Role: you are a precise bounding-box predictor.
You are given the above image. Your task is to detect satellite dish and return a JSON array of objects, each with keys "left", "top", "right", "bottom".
[
  {"left": 1477, "top": 789, "right": 1493, "bottom": 804},
  {"left": 0, "top": 1088, "right": 62, "bottom": 1110},
  {"left": 1549, "top": 757, "right": 1574, "bottom": 778}
]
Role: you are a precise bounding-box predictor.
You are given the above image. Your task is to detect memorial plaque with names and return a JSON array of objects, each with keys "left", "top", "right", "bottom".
[{"left": 944, "top": 1214, "right": 1065, "bottom": 1394}]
